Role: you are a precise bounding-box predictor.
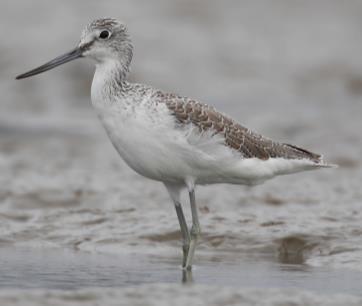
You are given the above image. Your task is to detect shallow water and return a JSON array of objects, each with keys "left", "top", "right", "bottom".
[{"left": 1, "top": 247, "right": 362, "bottom": 296}]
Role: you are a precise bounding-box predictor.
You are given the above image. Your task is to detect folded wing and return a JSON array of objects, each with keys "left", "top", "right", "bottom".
[{"left": 156, "top": 91, "right": 322, "bottom": 163}]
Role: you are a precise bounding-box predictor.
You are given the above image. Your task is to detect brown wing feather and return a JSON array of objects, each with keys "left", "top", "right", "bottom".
[{"left": 154, "top": 91, "right": 321, "bottom": 162}]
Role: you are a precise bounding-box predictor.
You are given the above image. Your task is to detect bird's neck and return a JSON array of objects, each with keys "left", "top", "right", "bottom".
[
  {"left": 92, "top": 58, "right": 131, "bottom": 107},
  {"left": 98, "top": 56, "right": 129, "bottom": 84}
]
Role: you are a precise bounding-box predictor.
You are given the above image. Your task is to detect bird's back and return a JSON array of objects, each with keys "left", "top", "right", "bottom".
[{"left": 154, "top": 91, "right": 324, "bottom": 163}]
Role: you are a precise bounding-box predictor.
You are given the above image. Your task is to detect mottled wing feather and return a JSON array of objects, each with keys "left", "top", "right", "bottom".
[{"left": 155, "top": 92, "right": 321, "bottom": 162}]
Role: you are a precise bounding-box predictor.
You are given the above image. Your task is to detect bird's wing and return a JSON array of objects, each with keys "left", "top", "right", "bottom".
[{"left": 155, "top": 91, "right": 322, "bottom": 162}]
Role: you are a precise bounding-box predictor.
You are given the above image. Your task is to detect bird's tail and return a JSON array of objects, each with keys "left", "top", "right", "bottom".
[{"left": 314, "top": 161, "right": 338, "bottom": 169}]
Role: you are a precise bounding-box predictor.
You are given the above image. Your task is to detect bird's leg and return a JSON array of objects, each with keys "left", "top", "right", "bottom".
[
  {"left": 174, "top": 201, "right": 190, "bottom": 268},
  {"left": 164, "top": 183, "right": 191, "bottom": 269},
  {"left": 185, "top": 188, "right": 201, "bottom": 270}
]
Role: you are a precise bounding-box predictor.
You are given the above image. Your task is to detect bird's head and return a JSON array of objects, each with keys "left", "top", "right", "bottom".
[{"left": 16, "top": 18, "right": 133, "bottom": 80}]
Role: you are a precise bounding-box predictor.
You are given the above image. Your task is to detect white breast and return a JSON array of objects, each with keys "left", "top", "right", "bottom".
[{"left": 92, "top": 79, "right": 196, "bottom": 183}]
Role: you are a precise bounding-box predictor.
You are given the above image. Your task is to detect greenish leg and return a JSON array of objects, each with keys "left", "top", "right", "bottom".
[
  {"left": 174, "top": 201, "right": 190, "bottom": 268},
  {"left": 185, "top": 188, "right": 201, "bottom": 270}
]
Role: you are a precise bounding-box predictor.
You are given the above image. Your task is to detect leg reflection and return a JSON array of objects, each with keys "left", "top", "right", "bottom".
[{"left": 182, "top": 268, "right": 193, "bottom": 284}]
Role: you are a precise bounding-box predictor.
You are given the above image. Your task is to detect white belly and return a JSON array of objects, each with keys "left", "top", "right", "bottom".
[
  {"left": 96, "top": 107, "right": 197, "bottom": 183},
  {"left": 94, "top": 104, "right": 245, "bottom": 184},
  {"left": 96, "top": 108, "right": 319, "bottom": 186}
]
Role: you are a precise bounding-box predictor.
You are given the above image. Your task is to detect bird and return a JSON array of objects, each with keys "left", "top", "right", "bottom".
[{"left": 16, "top": 18, "right": 335, "bottom": 271}]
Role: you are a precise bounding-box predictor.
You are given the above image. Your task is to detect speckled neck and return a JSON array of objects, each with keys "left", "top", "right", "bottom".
[{"left": 92, "top": 59, "right": 133, "bottom": 107}]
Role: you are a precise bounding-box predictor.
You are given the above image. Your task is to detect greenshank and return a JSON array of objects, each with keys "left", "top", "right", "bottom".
[{"left": 16, "top": 18, "right": 334, "bottom": 270}]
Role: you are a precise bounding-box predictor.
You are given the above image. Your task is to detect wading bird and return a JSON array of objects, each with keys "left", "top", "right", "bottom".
[{"left": 16, "top": 18, "right": 334, "bottom": 270}]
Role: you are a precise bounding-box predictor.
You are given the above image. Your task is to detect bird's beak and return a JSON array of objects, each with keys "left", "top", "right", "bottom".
[{"left": 16, "top": 47, "right": 83, "bottom": 80}]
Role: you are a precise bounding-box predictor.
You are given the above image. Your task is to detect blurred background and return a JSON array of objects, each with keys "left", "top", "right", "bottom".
[{"left": 1, "top": 0, "right": 362, "bottom": 303}]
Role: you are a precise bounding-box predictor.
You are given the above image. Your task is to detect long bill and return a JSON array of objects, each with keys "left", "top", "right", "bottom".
[{"left": 16, "top": 47, "right": 83, "bottom": 80}]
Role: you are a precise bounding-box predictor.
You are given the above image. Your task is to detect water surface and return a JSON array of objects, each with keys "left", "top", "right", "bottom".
[{"left": 0, "top": 247, "right": 361, "bottom": 296}]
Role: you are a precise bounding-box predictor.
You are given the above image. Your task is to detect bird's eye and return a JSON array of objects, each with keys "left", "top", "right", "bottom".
[{"left": 99, "top": 30, "right": 110, "bottom": 39}]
